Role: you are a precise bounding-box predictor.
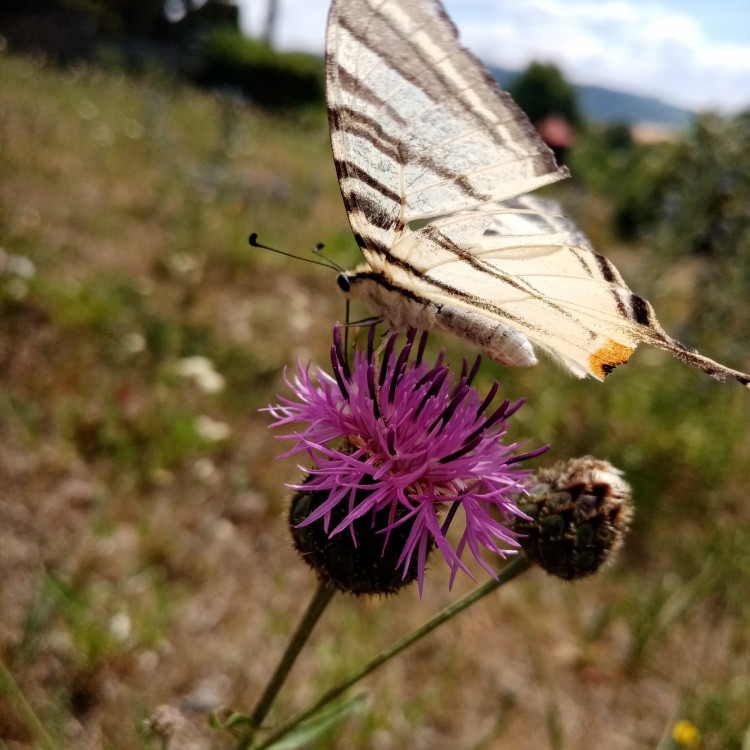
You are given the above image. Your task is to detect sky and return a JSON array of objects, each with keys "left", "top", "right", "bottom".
[{"left": 238, "top": 0, "right": 750, "bottom": 113}]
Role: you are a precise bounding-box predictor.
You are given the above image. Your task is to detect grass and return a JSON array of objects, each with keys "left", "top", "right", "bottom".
[{"left": 1, "top": 50, "right": 750, "bottom": 750}]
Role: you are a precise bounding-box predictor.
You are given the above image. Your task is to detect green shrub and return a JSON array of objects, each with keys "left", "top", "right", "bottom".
[{"left": 197, "top": 28, "right": 324, "bottom": 109}]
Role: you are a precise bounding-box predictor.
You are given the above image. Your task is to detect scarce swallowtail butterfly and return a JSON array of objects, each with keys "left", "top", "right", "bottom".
[{"left": 327, "top": 0, "right": 750, "bottom": 387}]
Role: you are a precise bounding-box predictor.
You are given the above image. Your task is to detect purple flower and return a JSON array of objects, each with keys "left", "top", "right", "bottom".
[{"left": 266, "top": 325, "right": 547, "bottom": 594}]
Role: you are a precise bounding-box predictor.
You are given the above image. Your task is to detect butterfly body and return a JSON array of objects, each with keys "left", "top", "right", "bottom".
[
  {"left": 327, "top": 0, "right": 750, "bottom": 388},
  {"left": 340, "top": 264, "right": 539, "bottom": 367}
]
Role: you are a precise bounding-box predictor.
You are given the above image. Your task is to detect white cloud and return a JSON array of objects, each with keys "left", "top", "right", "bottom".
[
  {"left": 236, "top": 0, "right": 750, "bottom": 111},
  {"left": 446, "top": 0, "right": 750, "bottom": 111}
]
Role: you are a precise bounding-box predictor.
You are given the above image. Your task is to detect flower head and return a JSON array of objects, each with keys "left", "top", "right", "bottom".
[
  {"left": 266, "top": 325, "right": 546, "bottom": 594},
  {"left": 514, "top": 456, "right": 633, "bottom": 579}
]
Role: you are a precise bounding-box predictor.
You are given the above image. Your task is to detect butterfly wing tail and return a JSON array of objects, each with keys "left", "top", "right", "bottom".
[
  {"left": 649, "top": 335, "right": 750, "bottom": 388},
  {"left": 629, "top": 294, "right": 750, "bottom": 387}
]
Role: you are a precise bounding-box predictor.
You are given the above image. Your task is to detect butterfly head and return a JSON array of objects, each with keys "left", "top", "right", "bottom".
[
  {"left": 336, "top": 272, "right": 352, "bottom": 294},
  {"left": 335, "top": 266, "right": 383, "bottom": 299}
]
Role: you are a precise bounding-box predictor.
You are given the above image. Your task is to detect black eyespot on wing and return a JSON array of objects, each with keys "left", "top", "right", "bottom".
[{"left": 630, "top": 294, "right": 652, "bottom": 326}]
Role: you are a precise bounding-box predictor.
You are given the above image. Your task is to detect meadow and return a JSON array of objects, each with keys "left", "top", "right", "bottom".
[{"left": 1, "top": 51, "right": 750, "bottom": 749}]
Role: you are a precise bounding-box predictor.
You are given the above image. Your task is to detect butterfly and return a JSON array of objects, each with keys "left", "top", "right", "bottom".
[{"left": 326, "top": 0, "right": 749, "bottom": 387}]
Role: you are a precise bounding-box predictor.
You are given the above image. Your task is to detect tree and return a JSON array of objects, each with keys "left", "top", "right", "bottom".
[
  {"left": 653, "top": 111, "right": 750, "bottom": 346},
  {"left": 63, "top": 0, "right": 167, "bottom": 36},
  {"left": 608, "top": 110, "right": 750, "bottom": 344},
  {"left": 63, "top": 0, "right": 237, "bottom": 38},
  {"left": 508, "top": 61, "right": 583, "bottom": 129}
]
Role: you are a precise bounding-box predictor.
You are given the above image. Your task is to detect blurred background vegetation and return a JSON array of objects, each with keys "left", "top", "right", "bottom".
[{"left": 1, "top": 3, "right": 750, "bottom": 749}]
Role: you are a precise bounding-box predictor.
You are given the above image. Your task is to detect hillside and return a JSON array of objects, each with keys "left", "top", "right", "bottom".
[
  {"left": 1, "top": 52, "right": 749, "bottom": 750},
  {"left": 489, "top": 64, "right": 694, "bottom": 127}
]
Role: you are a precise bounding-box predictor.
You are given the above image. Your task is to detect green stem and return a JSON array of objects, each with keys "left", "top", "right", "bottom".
[
  {"left": 237, "top": 580, "right": 337, "bottom": 749},
  {"left": 0, "top": 655, "right": 57, "bottom": 750},
  {"left": 254, "top": 554, "right": 532, "bottom": 750}
]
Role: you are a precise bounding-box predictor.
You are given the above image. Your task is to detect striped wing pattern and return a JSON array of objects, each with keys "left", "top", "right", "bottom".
[
  {"left": 326, "top": 0, "right": 565, "bottom": 261},
  {"left": 326, "top": 0, "right": 750, "bottom": 387}
]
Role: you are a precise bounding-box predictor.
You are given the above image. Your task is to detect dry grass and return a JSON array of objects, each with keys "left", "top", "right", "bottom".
[{"left": 2, "top": 52, "right": 750, "bottom": 750}]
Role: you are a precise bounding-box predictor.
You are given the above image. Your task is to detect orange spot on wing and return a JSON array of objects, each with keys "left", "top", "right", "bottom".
[{"left": 589, "top": 341, "right": 634, "bottom": 378}]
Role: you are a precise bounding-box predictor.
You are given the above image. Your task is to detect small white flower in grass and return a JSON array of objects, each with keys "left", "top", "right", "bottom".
[
  {"left": 1, "top": 249, "right": 36, "bottom": 279},
  {"left": 122, "top": 332, "right": 146, "bottom": 354},
  {"left": 8, "top": 256, "right": 35, "bottom": 279},
  {"left": 176, "top": 356, "right": 225, "bottom": 394},
  {"left": 109, "top": 611, "right": 132, "bottom": 641},
  {"left": 192, "top": 456, "right": 217, "bottom": 481},
  {"left": 194, "top": 415, "right": 231, "bottom": 442}
]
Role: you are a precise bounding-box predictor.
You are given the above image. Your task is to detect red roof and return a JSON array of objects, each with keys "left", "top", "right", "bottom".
[{"left": 536, "top": 116, "right": 575, "bottom": 149}]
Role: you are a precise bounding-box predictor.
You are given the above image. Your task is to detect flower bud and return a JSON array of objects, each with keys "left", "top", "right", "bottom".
[
  {"left": 289, "top": 477, "right": 434, "bottom": 596},
  {"left": 514, "top": 457, "right": 632, "bottom": 580}
]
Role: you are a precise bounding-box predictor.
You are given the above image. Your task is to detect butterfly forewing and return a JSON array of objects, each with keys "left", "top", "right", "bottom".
[
  {"left": 326, "top": 0, "right": 750, "bottom": 388},
  {"left": 326, "top": 0, "right": 566, "bottom": 247}
]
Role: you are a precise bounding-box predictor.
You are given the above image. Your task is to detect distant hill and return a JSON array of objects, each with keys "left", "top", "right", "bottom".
[{"left": 487, "top": 64, "right": 694, "bottom": 129}]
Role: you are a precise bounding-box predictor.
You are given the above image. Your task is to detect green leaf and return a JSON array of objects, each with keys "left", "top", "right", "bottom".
[
  {"left": 266, "top": 693, "right": 368, "bottom": 750},
  {"left": 209, "top": 711, "right": 252, "bottom": 731}
]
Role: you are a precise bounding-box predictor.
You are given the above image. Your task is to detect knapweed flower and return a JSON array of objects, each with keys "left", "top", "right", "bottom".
[
  {"left": 265, "top": 325, "right": 547, "bottom": 595},
  {"left": 514, "top": 457, "right": 633, "bottom": 580}
]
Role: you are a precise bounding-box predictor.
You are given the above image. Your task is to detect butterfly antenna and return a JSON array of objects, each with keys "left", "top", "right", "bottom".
[
  {"left": 312, "top": 242, "right": 344, "bottom": 272},
  {"left": 248, "top": 233, "right": 341, "bottom": 272}
]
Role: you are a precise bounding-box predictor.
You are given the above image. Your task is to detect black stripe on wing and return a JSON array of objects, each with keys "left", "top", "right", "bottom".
[
  {"left": 336, "top": 9, "right": 558, "bottom": 176},
  {"left": 333, "top": 64, "right": 408, "bottom": 126},
  {"left": 418, "top": 225, "right": 578, "bottom": 324},
  {"left": 330, "top": 104, "right": 495, "bottom": 205}
]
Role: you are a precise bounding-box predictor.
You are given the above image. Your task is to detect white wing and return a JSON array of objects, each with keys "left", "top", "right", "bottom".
[
  {"left": 326, "top": 0, "right": 750, "bottom": 388},
  {"left": 387, "top": 196, "right": 750, "bottom": 383},
  {"left": 326, "top": 0, "right": 566, "bottom": 260}
]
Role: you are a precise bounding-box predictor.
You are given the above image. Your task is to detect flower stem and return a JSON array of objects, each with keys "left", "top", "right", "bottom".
[
  {"left": 237, "top": 580, "right": 337, "bottom": 749},
  {"left": 0, "top": 655, "right": 57, "bottom": 750},
  {"left": 253, "top": 554, "right": 532, "bottom": 750}
]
